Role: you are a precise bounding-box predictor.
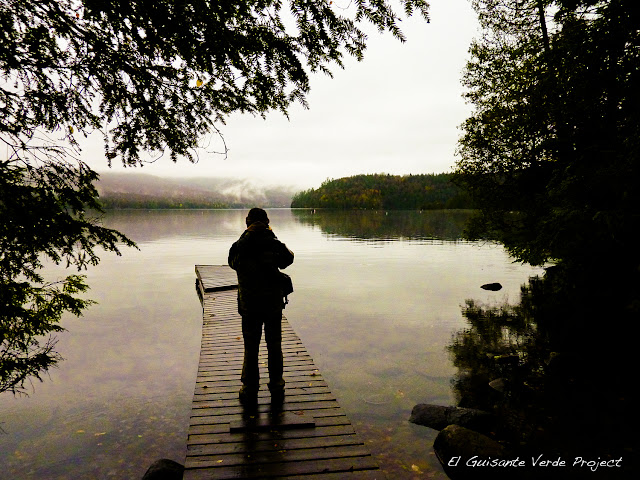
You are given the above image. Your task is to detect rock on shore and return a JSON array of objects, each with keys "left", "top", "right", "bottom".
[
  {"left": 409, "top": 404, "right": 497, "bottom": 434},
  {"left": 142, "top": 459, "right": 184, "bottom": 480}
]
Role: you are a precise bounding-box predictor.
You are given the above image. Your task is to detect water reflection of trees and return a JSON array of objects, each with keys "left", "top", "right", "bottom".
[
  {"left": 448, "top": 267, "right": 634, "bottom": 469},
  {"left": 291, "top": 209, "right": 474, "bottom": 241}
]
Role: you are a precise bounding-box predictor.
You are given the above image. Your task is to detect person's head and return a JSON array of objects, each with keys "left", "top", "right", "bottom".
[{"left": 245, "top": 207, "right": 269, "bottom": 227}]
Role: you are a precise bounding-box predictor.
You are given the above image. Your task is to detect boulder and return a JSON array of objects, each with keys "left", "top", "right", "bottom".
[
  {"left": 142, "top": 459, "right": 184, "bottom": 480},
  {"left": 409, "top": 404, "right": 496, "bottom": 434},
  {"left": 433, "top": 425, "right": 508, "bottom": 479}
]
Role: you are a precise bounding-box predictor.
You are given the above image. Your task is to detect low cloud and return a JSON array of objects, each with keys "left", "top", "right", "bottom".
[{"left": 95, "top": 172, "right": 297, "bottom": 208}]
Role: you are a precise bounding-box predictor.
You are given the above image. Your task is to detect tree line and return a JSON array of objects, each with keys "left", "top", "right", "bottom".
[
  {"left": 97, "top": 194, "right": 233, "bottom": 210},
  {"left": 290, "top": 173, "right": 473, "bottom": 210},
  {"left": 96, "top": 194, "right": 290, "bottom": 209}
]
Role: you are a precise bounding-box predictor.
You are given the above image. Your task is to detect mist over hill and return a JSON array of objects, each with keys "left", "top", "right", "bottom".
[{"left": 95, "top": 172, "right": 296, "bottom": 209}]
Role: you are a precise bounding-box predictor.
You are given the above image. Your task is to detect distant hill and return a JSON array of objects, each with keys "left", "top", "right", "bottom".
[
  {"left": 291, "top": 173, "right": 473, "bottom": 210},
  {"left": 95, "top": 172, "right": 296, "bottom": 209}
]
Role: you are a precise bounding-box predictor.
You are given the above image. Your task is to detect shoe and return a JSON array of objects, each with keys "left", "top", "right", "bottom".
[
  {"left": 239, "top": 386, "right": 258, "bottom": 404},
  {"left": 270, "top": 387, "right": 285, "bottom": 404}
]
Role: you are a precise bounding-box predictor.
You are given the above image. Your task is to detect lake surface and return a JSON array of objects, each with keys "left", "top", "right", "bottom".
[{"left": 0, "top": 209, "right": 544, "bottom": 479}]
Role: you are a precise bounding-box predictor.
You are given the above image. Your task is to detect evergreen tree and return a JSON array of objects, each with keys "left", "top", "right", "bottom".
[{"left": 455, "top": 0, "right": 640, "bottom": 274}]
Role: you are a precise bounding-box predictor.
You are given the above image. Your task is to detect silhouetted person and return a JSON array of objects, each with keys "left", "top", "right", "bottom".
[{"left": 228, "top": 208, "right": 294, "bottom": 404}]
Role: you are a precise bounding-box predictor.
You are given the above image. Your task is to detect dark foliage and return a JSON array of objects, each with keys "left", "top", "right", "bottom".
[
  {"left": 455, "top": 0, "right": 640, "bottom": 275},
  {"left": 0, "top": 159, "right": 135, "bottom": 394},
  {"left": 2, "top": 0, "right": 430, "bottom": 166},
  {"left": 452, "top": 4, "right": 639, "bottom": 464}
]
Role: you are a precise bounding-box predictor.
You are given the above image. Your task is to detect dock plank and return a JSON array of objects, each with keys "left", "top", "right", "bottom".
[{"left": 187, "top": 265, "right": 383, "bottom": 479}]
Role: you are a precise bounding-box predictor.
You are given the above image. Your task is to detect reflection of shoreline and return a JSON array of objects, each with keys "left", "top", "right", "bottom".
[
  {"left": 439, "top": 267, "right": 635, "bottom": 478},
  {"left": 103, "top": 208, "right": 476, "bottom": 243},
  {"left": 291, "top": 209, "right": 475, "bottom": 241}
]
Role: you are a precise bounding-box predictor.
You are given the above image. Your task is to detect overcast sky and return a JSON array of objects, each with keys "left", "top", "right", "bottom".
[{"left": 81, "top": 0, "right": 480, "bottom": 190}]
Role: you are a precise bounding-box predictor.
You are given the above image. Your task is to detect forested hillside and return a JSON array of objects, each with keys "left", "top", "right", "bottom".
[
  {"left": 290, "top": 173, "right": 472, "bottom": 210},
  {"left": 95, "top": 173, "right": 295, "bottom": 209}
]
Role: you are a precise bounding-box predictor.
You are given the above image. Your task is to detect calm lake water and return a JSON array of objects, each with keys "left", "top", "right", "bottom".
[{"left": 0, "top": 209, "right": 544, "bottom": 479}]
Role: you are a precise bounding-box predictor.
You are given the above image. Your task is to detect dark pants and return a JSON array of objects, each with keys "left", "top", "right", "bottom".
[{"left": 241, "top": 311, "right": 285, "bottom": 392}]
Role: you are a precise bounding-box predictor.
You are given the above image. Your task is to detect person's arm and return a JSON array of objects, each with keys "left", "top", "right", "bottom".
[
  {"left": 277, "top": 242, "right": 294, "bottom": 269},
  {"left": 228, "top": 241, "right": 239, "bottom": 270}
]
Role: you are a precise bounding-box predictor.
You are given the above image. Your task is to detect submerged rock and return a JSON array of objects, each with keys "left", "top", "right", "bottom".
[
  {"left": 488, "top": 377, "right": 507, "bottom": 392},
  {"left": 142, "top": 459, "right": 184, "bottom": 480},
  {"left": 481, "top": 282, "right": 503, "bottom": 291},
  {"left": 409, "top": 404, "right": 496, "bottom": 434}
]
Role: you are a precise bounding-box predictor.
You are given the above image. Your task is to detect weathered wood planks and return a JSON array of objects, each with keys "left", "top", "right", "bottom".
[
  {"left": 196, "top": 264, "right": 239, "bottom": 296},
  {"left": 186, "top": 265, "right": 383, "bottom": 479}
]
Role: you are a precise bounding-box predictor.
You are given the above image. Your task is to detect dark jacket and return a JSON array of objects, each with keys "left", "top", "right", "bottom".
[{"left": 228, "top": 221, "right": 294, "bottom": 314}]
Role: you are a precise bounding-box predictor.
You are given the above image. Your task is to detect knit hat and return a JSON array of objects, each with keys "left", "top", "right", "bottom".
[{"left": 246, "top": 207, "right": 269, "bottom": 225}]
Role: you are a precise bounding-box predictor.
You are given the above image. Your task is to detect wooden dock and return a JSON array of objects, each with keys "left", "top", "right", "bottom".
[{"left": 185, "top": 265, "right": 383, "bottom": 479}]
